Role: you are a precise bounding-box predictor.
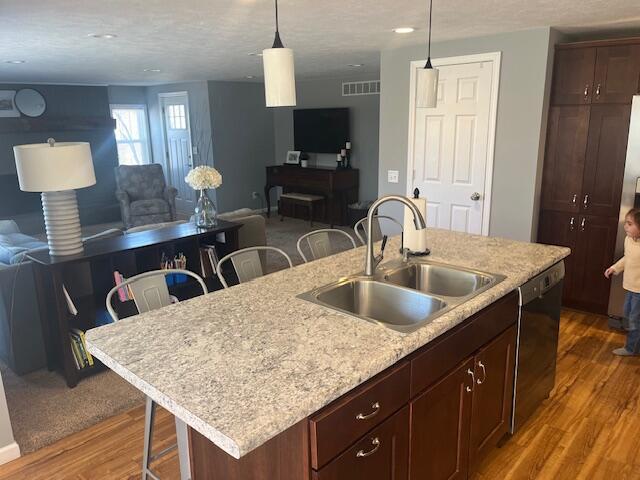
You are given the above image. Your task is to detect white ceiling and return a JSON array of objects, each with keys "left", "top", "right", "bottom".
[{"left": 1, "top": 0, "right": 639, "bottom": 86}]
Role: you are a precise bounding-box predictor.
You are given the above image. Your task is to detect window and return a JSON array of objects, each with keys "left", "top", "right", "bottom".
[
  {"left": 166, "top": 104, "right": 187, "bottom": 130},
  {"left": 110, "top": 104, "right": 152, "bottom": 165}
]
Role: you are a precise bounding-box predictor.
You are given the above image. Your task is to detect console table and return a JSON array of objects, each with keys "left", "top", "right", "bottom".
[
  {"left": 264, "top": 166, "right": 359, "bottom": 226},
  {"left": 28, "top": 221, "right": 240, "bottom": 387}
]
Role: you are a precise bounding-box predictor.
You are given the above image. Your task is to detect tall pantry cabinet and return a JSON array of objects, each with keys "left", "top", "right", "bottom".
[{"left": 538, "top": 38, "right": 640, "bottom": 314}]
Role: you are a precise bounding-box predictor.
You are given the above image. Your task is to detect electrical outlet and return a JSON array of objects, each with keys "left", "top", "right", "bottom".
[
  {"left": 251, "top": 191, "right": 260, "bottom": 200},
  {"left": 387, "top": 170, "right": 399, "bottom": 183}
]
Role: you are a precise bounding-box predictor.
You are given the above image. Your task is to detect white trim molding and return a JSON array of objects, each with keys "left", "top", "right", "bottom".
[
  {"left": 0, "top": 442, "right": 20, "bottom": 465},
  {"left": 406, "top": 51, "right": 501, "bottom": 236}
]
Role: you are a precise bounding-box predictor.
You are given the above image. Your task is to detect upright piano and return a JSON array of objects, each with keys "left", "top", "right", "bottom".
[{"left": 265, "top": 165, "right": 359, "bottom": 226}]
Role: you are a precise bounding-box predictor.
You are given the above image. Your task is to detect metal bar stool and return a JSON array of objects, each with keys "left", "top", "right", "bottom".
[
  {"left": 296, "top": 229, "right": 357, "bottom": 263},
  {"left": 216, "top": 246, "right": 293, "bottom": 288},
  {"left": 106, "top": 268, "right": 208, "bottom": 480},
  {"left": 353, "top": 215, "right": 403, "bottom": 245}
]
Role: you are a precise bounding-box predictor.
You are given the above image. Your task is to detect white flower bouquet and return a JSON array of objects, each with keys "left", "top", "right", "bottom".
[{"left": 185, "top": 166, "right": 222, "bottom": 190}]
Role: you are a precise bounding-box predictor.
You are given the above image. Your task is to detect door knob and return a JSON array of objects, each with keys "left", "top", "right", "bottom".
[{"left": 470, "top": 192, "right": 481, "bottom": 201}]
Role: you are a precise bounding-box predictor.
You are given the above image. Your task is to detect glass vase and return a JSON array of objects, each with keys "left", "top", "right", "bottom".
[{"left": 194, "top": 189, "right": 217, "bottom": 228}]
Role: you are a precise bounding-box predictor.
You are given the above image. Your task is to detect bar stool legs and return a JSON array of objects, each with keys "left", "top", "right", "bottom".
[{"left": 141, "top": 396, "right": 191, "bottom": 480}]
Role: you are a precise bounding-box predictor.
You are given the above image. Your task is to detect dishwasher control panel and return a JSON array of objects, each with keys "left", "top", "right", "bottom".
[{"left": 519, "top": 261, "right": 565, "bottom": 305}]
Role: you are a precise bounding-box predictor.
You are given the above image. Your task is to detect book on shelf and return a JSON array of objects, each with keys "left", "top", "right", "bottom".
[
  {"left": 113, "top": 271, "right": 134, "bottom": 302},
  {"left": 71, "top": 328, "right": 94, "bottom": 366},
  {"left": 62, "top": 285, "right": 78, "bottom": 316},
  {"left": 200, "top": 244, "right": 220, "bottom": 275}
]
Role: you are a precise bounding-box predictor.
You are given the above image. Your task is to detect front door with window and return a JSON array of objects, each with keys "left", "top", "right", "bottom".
[
  {"left": 160, "top": 93, "right": 194, "bottom": 214},
  {"left": 407, "top": 54, "right": 499, "bottom": 235}
]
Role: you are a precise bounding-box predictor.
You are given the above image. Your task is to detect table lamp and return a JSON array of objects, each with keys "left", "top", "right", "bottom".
[{"left": 13, "top": 138, "right": 96, "bottom": 256}]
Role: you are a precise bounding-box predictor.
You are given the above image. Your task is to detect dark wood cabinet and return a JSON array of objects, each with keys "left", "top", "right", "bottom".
[
  {"left": 540, "top": 106, "right": 590, "bottom": 213},
  {"left": 593, "top": 44, "right": 640, "bottom": 104},
  {"left": 410, "top": 358, "right": 474, "bottom": 480},
  {"left": 582, "top": 104, "right": 632, "bottom": 217},
  {"left": 539, "top": 37, "right": 639, "bottom": 314},
  {"left": 313, "top": 407, "right": 409, "bottom": 480},
  {"left": 551, "top": 48, "right": 596, "bottom": 105},
  {"left": 538, "top": 210, "right": 577, "bottom": 305},
  {"left": 570, "top": 215, "right": 618, "bottom": 313},
  {"left": 468, "top": 325, "right": 517, "bottom": 469}
]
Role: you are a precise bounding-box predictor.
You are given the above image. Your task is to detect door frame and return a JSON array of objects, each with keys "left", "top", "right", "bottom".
[
  {"left": 158, "top": 91, "right": 194, "bottom": 213},
  {"left": 406, "top": 52, "right": 501, "bottom": 236}
]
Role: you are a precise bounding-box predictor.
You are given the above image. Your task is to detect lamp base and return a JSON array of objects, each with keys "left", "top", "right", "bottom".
[{"left": 41, "top": 191, "right": 84, "bottom": 256}]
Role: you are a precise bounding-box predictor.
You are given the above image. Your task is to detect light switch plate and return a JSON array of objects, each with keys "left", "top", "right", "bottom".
[{"left": 388, "top": 170, "right": 399, "bottom": 183}]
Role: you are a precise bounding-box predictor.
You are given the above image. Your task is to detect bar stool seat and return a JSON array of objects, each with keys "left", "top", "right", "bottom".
[{"left": 279, "top": 193, "right": 325, "bottom": 226}]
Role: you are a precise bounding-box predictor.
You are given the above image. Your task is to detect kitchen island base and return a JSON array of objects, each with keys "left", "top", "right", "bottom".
[{"left": 188, "top": 292, "right": 518, "bottom": 480}]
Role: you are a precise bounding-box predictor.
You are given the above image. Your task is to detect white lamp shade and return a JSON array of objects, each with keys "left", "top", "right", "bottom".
[
  {"left": 416, "top": 67, "right": 439, "bottom": 108},
  {"left": 262, "top": 47, "right": 297, "bottom": 107},
  {"left": 13, "top": 142, "right": 96, "bottom": 192}
]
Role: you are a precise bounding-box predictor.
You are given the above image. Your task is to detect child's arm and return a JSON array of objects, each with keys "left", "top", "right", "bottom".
[{"left": 605, "top": 257, "right": 625, "bottom": 278}]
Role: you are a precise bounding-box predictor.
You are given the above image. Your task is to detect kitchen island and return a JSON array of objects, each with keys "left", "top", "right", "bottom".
[{"left": 86, "top": 229, "right": 569, "bottom": 479}]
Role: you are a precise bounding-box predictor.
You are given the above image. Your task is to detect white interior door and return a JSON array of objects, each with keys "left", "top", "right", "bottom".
[
  {"left": 408, "top": 53, "right": 500, "bottom": 235},
  {"left": 161, "top": 93, "right": 194, "bottom": 213}
]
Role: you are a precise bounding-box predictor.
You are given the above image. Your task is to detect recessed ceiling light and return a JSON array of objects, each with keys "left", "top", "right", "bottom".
[
  {"left": 393, "top": 27, "right": 415, "bottom": 34},
  {"left": 143, "top": 68, "right": 161, "bottom": 73},
  {"left": 247, "top": 52, "right": 263, "bottom": 57},
  {"left": 87, "top": 33, "right": 118, "bottom": 39},
  {"left": 5, "top": 60, "right": 25, "bottom": 64},
  {"left": 245, "top": 75, "right": 255, "bottom": 79},
  {"left": 348, "top": 64, "right": 364, "bottom": 67}
]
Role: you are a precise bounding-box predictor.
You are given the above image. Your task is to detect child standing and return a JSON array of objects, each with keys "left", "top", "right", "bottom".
[{"left": 605, "top": 208, "right": 640, "bottom": 356}]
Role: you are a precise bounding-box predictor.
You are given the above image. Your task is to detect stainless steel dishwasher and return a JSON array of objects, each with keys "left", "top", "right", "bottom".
[{"left": 510, "top": 261, "right": 564, "bottom": 434}]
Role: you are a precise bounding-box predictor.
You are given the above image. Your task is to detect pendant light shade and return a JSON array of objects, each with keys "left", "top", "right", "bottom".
[
  {"left": 263, "top": 0, "right": 296, "bottom": 107},
  {"left": 263, "top": 47, "right": 296, "bottom": 107},
  {"left": 417, "top": 64, "right": 439, "bottom": 108},
  {"left": 417, "top": 0, "right": 438, "bottom": 108}
]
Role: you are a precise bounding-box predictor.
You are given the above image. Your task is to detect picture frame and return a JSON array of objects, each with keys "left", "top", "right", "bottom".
[
  {"left": 0, "top": 90, "right": 19, "bottom": 117},
  {"left": 285, "top": 150, "right": 301, "bottom": 165}
]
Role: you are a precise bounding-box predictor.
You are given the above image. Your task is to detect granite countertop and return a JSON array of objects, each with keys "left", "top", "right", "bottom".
[{"left": 85, "top": 229, "right": 569, "bottom": 459}]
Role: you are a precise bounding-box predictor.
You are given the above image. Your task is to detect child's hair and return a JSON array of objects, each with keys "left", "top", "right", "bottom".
[{"left": 627, "top": 208, "right": 640, "bottom": 227}]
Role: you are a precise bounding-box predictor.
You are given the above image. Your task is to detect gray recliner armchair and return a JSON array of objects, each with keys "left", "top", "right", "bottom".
[{"left": 115, "top": 164, "right": 178, "bottom": 229}]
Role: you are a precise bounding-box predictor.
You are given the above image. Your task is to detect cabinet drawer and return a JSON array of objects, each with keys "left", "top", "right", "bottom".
[
  {"left": 410, "top": 292, "right": 518, "bottom": 396},
  {"left": 310, "top": 362, "right": 410, "bottom": 470},
  {"left": 312, "top": 406, "right": 409, "bottom": 480}
]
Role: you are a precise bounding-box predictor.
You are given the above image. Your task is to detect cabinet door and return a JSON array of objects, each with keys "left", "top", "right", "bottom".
[
  {"left": 410, "top": 358, "right": 474, "bottom": 480},
  {"left": 593, "top": 44, "right": 640, "bottom": 104},
  {"left": 540, "top": 106, "right": 590, "bottom": 213},
  {"left": 468, "top": 325, "right": 517, "bottom": 469},
  {"left": 571, "top": 215, "right": 618, "bottom": 313},
  {"left": 582, "top": 104, "right": 632, "bottom": 217},
  {"left": 313, "top": 407, "right": 409, "bottom": 480},
  {"left": 551, "top": 48, "right": 596, "bottom": 105},
  {"left": 537, "top": 210, "right": 578, "bottom": 305}
]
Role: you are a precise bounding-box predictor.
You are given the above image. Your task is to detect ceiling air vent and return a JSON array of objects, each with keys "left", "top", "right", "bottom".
[{"left": 342, "top": 80, "right": 380, "bottom": 96}]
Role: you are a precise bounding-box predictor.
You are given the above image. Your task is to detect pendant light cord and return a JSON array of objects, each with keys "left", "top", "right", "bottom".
[
  {"left": 272, "top": 0, "right": 284, "bottom": 48},
  {"left": 425, "top": 0, "right": 433, "bottom": 68}
]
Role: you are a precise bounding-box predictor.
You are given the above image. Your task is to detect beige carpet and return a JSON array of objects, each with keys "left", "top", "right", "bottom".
[{"left": 3, "top": 214, "right": 359, "bottom": 454}]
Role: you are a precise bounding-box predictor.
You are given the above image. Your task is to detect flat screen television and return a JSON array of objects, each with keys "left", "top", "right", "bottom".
[{"left": 293, "top": 108, "right": 350, "bottom": 154}]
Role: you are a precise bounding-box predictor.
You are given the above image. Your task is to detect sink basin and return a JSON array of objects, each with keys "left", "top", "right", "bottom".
[
  {"left": 298, "top": 260, "right": 504, "bottom": 333},
  {"left": 302, "top": 277, "right": 447, "bottom": 332},
  {"left": 381, "top": 263, "right": 493, "bottom": 297}
]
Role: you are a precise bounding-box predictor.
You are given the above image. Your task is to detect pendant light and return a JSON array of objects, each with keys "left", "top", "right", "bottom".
[
  {"left": 416, "top": 0, "right": 438, "bottom": 108},
  {"left": 262, "top": 0, "right": 296, "bottom": 107}
]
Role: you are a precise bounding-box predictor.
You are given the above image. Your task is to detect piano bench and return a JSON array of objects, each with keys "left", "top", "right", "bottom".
[{"left": 279, "top": 193, "right": 326, "bottom": 227}]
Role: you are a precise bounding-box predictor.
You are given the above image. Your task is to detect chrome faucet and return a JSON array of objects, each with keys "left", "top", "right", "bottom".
[{"left": 364, "top": 195, "right": 427, "bottom": 276}]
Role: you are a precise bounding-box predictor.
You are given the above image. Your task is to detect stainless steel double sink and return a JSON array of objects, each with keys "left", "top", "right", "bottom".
[{"left": 298, "top": 260, "right": 505, "bottom": 333}]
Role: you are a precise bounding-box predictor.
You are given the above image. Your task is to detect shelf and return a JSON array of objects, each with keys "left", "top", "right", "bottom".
[{"left": 0, "top": 115, "right": 116, "bottom": 133}]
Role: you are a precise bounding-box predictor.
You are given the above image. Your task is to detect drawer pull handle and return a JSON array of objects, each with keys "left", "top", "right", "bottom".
[
  {"left": 477, "top": 361, "right": 487, "bottom": 385},
  {"left": 583, "top": 84, "right": 589, "bottom": 97},
  {"left": 356, "top": 437, "right": 380, "bottom": 458},
  {"left": 355, "top": 402, "right": 381, "bottom": 421}
]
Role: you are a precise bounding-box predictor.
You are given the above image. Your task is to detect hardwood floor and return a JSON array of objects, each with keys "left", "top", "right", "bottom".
[{"left": 0, "top": 309, "right": 637, "bottom": 479}]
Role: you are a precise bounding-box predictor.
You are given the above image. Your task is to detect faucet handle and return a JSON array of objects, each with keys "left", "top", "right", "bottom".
[{"left": 380, "top": 235, "right": 388, "bottom": 255}]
